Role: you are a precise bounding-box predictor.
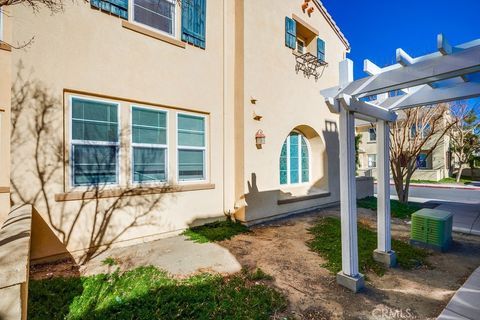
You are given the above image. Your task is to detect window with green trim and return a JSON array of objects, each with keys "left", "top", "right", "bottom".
[
  {"left": 280, "top": 132, "right": 310, "bottom": 185},
  {"left": 177, "top": 113, "right": 206, "bottom": 181},
  {"left": 132, "top": 106, "right": 168, "bottom": 183},
  {"left": 71, "top": 97, "right": 119, "bottom": 186}
]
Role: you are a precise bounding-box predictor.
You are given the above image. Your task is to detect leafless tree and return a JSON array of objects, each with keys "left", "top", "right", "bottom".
[
  {"left": 449, "top": 103, "right": 480, "bottom": 182},
  {"left": 390, "top": 104, "right": 456, "bottom": 203}
]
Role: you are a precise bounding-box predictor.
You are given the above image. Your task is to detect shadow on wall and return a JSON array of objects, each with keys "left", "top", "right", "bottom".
[
  {"left": 10, "top": 63, "right": 173, "bottom": 265},
  {"left": 243, "top": 120, "right": 339, "bottom": 222}
]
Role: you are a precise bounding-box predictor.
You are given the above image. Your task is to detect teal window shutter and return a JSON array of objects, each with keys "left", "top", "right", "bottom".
[
  {"left": 317, "top": 38, "right": 326, "bottom": 62},
  {"left": 90, "top": 0, "right": 128, "bottom": 20},
  {"left": 285, "top": 17, "right": 296, "bottom": 49},
  {"left": 182, "top": 0, "right": 207, "bottom": 49}
]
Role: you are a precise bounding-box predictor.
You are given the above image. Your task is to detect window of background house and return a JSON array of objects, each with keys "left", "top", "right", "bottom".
[
  {"left": 71, "top": 98, "right": 119, "bottom": 186},
  {"left": 368, "top": 128, "right": 376, "bottom": 142},
  {"left": 368, "top": 154, "right": 377, "bottom": 168},
  {"left": 417, "top": 153, "right": 428, "bottom": 169},
  {"left": 177, "top": 114, "right": 206, "bottom": 181},
  {"left": 133, "top": 0, "right": 175, "bottom": 36},
  {"left": 132, "top": 106, "right": 168, "bottom": 183},
  {"left": 280, "top": 132, "right": 310, "bottom": 185}
]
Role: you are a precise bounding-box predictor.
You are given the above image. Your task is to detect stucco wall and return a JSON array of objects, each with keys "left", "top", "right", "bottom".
[
  {"left": 10, "top": 0, "right": 230, "bottom": 261},
  {"left": 0, "top": 6, "right": 12, "bottom": 224},
  {"left": 239, "top": 0, "right": 347, "bottom": 221}
]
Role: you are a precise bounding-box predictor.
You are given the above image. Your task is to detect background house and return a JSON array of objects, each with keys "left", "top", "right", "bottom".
[
  {"left": 0, "top": 0, "right": 373, "bottom": 263},
  {"left": 356, "top": 117, "right": 451, "bottom": 181}
]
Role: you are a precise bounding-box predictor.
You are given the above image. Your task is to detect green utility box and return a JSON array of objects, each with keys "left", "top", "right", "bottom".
[{"left": 410, "top": 208, "right": 453, "bottom": 252}]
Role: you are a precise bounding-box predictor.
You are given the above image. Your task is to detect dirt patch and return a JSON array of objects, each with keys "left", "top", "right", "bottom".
[{"left": 220, "top": 208, "right": 480, "bottom": 319}]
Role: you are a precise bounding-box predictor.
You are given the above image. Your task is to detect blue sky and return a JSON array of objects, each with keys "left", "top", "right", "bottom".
[{"left": 321, "top": 0, "right": 480, "bottom": 109}]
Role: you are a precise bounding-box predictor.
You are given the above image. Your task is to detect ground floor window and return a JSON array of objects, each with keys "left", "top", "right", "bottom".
[
  {"left": 417, "top": 153, "right": 428, "bottom": 169},
  {"left": 368, "top": 154, "right": 377, "bottom": 168},
  {"left": 177, "top": 113, "right": 206, "bottom": 181},
  {"left": 280, "top": 132, "right": 310, "bottom": 185},
  {"left": 69, "top": 95, "right": 208, "bottom": 188},
  {"left": 71, "top": 97, "right": 119, "bottom": 186},
  {"left": 132, "top": 106, "right": 168, "bottom": 183}
]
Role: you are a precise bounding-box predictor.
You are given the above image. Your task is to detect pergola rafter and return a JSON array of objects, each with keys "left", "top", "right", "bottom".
[{"left": 320, "top": 34, "right": 480, "bottom": 292}]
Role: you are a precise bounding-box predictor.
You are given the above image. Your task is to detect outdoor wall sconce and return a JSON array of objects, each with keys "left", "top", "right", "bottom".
[
  {"left": 255, "top": 130, "right": 266, "bottom": 148},
  {"left": 250, "top": 97, "right": 257, "bottom": 104},
  {"left": 307, "top": 6, "right": 314, "bottom": 15}
]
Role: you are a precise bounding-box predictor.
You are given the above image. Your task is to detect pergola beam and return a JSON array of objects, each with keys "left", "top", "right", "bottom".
[
  {"left": 341, "top": 45, "right": 480, "bottom": 98},
  {"left": 337, "top": 94, "right": 397, "bottom": 122},
  {"left": 380, "top": 81, "right": 480, "bottom": 110}
]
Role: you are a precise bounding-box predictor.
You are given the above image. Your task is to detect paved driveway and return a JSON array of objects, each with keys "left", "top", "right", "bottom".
[{"left": 375, "top": 185, "right": 480, "bottom": 235}]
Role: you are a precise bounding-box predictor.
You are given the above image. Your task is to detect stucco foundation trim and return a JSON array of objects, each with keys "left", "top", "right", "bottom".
[
  {"left": 54, "top": 183, "right": 215, "bottom": 201},
  {"left": 0, "top": 205, "right": 32, "bottom": 320},
  {"left": 121, "top": 21, "right": 186, "bottom": 48},
  {"left": 277, "top": 191, "right": 331, "bottom": 205},
  {"left": 0, "top": 41, "right": 12, "bottom": 51}
]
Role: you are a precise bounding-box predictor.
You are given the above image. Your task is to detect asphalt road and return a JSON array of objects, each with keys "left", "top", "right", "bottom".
[{"left": 374, "top": 185, "right": 480, "bottom": 204}]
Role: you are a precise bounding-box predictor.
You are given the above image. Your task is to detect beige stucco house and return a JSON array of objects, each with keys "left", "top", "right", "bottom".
[
  {"left": 0, "top": 0, "right": 373, "bottom": 263},
  {"left": 356, "top": 119, "right": 452, "bottom": 181}
]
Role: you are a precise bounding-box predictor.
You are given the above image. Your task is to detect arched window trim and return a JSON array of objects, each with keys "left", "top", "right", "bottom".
[{"left": 280, "top": 130, "right": 311, "bottom": 186}]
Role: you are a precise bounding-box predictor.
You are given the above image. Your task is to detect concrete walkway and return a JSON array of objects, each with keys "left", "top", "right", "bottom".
[
  {"left": 80, "top": 235, "right": 242, "bottom": 277},
  {"left": 438, "top": 267, "right": 480, "bottom": 320}
]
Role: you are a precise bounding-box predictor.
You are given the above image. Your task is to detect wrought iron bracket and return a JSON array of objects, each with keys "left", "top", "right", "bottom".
[{"left": 294, "top": 52, "right": 328, "bottom": 81}]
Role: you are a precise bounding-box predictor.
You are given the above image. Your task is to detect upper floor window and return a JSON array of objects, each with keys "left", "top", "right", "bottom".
[
  {"left": 177, "top": 114, "right": 206, "bottom": 181},
  {"left": 132, "top": 106, "right": 168, "bottom": 183},
  {"left": 280, "top": 132, "right": 310, "bottom": 185},
  {"left": 368, "top": 128, "right": 376, "bottom": 142},
  {"left": 133, "top": 0, "right": 176, "bottom": 36},
  {"left": 296, "top": 38, "right": 305, "bottom": 54},
  {"left": 71, "top": 97, "right": 119, "bottom": 186}
]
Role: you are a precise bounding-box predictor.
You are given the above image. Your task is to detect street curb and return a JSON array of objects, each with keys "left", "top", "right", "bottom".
[{"left": 374, "top": 181, "right": 480, "bottom": 191}]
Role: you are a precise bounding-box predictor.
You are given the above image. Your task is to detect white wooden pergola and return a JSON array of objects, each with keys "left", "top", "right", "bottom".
[{"left": 321, "top": 34, "right": 480, "bottom": 292}]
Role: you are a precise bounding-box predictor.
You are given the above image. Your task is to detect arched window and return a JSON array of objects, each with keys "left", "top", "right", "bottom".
[{"left": 280, "top": 132, "right": 310, "bottom": 185}]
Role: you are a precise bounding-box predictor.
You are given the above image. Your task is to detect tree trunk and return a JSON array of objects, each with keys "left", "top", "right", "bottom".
[{"left": 457, "top": 164, "right": 465, "bottom": 183}]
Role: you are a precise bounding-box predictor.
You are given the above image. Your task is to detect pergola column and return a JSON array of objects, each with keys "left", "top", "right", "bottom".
[
  {"left": 336, "top": 104, "right": 364, "bottom": 292},
  {"left": 373, "top": 120, "right": 397, "bottom": 267}
]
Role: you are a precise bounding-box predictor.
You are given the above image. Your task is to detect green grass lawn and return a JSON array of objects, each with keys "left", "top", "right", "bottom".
[
  {"left": 357, "top": 196, "right": 421, "bottom": 219},
  {"left": 28, "top": 266, "right": 286, "bottom": 320},
  {"left": 411, "top": 177, "right": 474, "bottom": 185},
  {"left": 307, "top": 217, "right": 429, "bottom": 276},
  {"left": 182, "top": 220, "right": 249, "bottom": 243}
]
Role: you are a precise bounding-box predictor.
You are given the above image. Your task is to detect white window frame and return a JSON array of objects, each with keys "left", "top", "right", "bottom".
[
  {"left": 130, "top": 0, "right": 177, "bottom": 38},
  {"left": 280, "top": 131, "right": 311, "bottom": 186},
  {"left": 296, "top": 38, "right": 306, "bottom": 55},
  {"left": 176, "top": 112, "right": 208, "bottom": 183},
  {"left": 130, "top": 105, "right": 169, "bottom": 185},
  {"left": 69, "top": 96, "right": 121, "bottom": 188},
  {"left": 367, "top": 154, "right": 377, "bottom": 168}
]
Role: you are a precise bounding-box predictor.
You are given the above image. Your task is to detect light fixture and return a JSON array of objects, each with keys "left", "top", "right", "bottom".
[{"left": 255, "top": 130, "right": 266, "bottom": 147}]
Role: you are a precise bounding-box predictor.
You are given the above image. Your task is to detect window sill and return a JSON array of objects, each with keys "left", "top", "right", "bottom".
[
  {"left": 0, "top": 42, "right": 12, "bottom": 52},
  {"left": 278, "top": 191, "right": 331, "bottom": 205},
  {"left": 122, "top": 21, "right": 186, "bottom": 49},
  {"left": 54, "top": 183, "right": 215, "bottom": 202}
]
